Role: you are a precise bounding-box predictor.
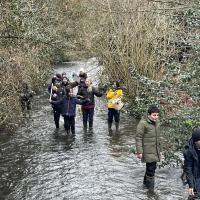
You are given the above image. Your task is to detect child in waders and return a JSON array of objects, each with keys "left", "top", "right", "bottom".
[
  {"left": 135, "top": 105, "right": 163, "bottom": 199},
  {"left": 183, "top": 128, "right": 200, "bottom": 200}
]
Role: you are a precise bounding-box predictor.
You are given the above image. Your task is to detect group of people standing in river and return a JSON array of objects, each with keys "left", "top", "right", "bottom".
[
  {"left": 48, "top": 68, "right": 123, "bottom": 135},
  {"left": 47, "top": 68, "right": 200, "bottom": 200}
]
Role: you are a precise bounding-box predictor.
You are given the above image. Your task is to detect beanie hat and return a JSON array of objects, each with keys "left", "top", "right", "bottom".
[{"left": 192, "top": 128, "right": 200, "bottom": 142}]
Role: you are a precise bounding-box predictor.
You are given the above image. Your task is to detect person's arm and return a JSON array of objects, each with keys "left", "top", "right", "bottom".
[
  {"left": 50, "top": 97, "right": 64, "bottom": 105},
  {"left": 93, "top": 87, "right": 103, "bottom": 97},
  {"left": 70, "top": 81, "right": 78, "bottom": 88},
  {"left": 136, "top": 120, "right": 145, "bottom": 159},
  {"left": 106, "top": 89, "right": 115, "bottom": 99},
  {"left": 116, "top": 89, "right": 123, "bottom": 98},
  {"left": 75, "top": 98, "right": 90, "bottom": 105},
  {"left": 184, "top": 150, "right": 195, "bottom": 196}
]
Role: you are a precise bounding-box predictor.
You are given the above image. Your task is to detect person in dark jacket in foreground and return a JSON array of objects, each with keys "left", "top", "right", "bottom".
[
  {"left": 183, "top": 128, "right": 200, "bottom": 200},
  {"left": 50, "top": 88, "right": 89, "bottom": 134},
  {"left": 135, "top": 105, "right": 163, "bottom": 198}
]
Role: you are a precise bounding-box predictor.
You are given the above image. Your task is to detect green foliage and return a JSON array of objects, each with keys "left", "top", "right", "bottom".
[
  {"left": 0, "top": 0, "right": 86, "bottom": 129},
  {"left": 79, "top": 0, "right": 200, "bottom": 166}
]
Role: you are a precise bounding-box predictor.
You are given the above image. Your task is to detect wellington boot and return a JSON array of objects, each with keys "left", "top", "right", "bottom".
[
  {"left": 108, "top": 122, "right": 112, "bottom": 133},
  {"left": 71, "top": 129, "right": 75, "bottom": 135},
  {"left": 115, "top": 122, "right": 119, "bottom": 133},
  {"left": 143, "top": 174, "right": 147, "bottom": 189},
  {"left": 83, "top": 126, "right": 87, "bottom": 133},
  {"left": 147, "top": 189, "right": 159, "bottom": 200},
  {"left": 145, "top": 176, "right": 155, "bottom": 190},
  {"left": 146, "top": 176, "right": 158, "bottom": 200}
]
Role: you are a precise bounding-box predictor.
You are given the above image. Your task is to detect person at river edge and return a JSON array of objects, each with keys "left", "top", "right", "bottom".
[
  {"left": 183, "top": 128, "right": 200, "bottom": 200},
  {"left": 20, "top": 81, "right": 34, "bottom": 117},
  {"left": 135, "top": 105, "right": 163, "bottom": 198},
  {"left": 106, "top": 81, "right": 123, "bottom": 133}
]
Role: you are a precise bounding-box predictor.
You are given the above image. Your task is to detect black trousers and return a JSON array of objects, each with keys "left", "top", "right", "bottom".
[
  {"left": 108, "top": 108, "right": 120, "bottom": 123},
  {"left": 82, "top": 108, "right": 94, "bottom": 128},
  {"left": 53, "top": 109, "right": 61, "bottom": 128},
  {"left": 145, "top": 162, "right": 157, "bottom": 177},
  {"left": 64, "top": 116, "right": 75, "bottom": 134}
]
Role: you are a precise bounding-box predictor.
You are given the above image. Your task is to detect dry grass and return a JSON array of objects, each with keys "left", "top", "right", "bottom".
[{"left": 80, "top": 0, "right": 190, "bottom": 96}]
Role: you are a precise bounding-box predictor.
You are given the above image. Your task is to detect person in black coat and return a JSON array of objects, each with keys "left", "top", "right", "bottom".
[
  {"left": 183, "top": 128, "right": 200, "bottom": 199},
  {"left": 50, "top": 88, "right": 89, "bottom": 134},
  {"left": 50, "top": 85, "right": 65, "bottom": 129}
]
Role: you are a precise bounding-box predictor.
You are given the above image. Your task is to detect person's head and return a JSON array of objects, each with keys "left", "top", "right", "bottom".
[
  {"left": 192, "top": 128, "right": 200, "bottom": 148},
  {"left": 52, "top": 76, "right": 57, "bottom": 84},
  {"left": 56, "top": 73, "right": 62, "bottom": 80},
  {"left": 85, "top": 79, "right": 92, "bottom": 87},
  {"left": 65, "top": 88, "right": 73, "bottom": 97},
  {"left": 54, "top": 82, "right": 61, "bottom": 88},
  {"left": 52, "top": 85, "right": 57, "bottom": 92},
  {"left": 147, "top": 105, "right": 160, "bottom": 122},
  {"left": 115, "top": 81, "right": 120, "bottom": 89},
  {"left": 62, "top": 72, "right": 66, "bottom": 77},
  {"left": 62, "top": 77, "right": 68, "bottom": 85},
  {"left": 79, "top": 68, "right": 84, "bottom": 73}
]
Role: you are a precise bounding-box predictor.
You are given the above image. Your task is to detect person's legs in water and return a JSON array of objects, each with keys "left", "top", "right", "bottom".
[
  {"left": 88, "top": 108, "right": 94, "bottom": 131},
  {"left": 113, "top": 109, "right": 120, "bottom": 133},
  {"left": 54, "top": 109, "right": 60, "bottom": 129},
  {"left": 82, "top": 108, "right": 88, "bottom": 132},
  {"left": 22, "top": 99, "right": 31, "bottom": 118},
  {"left": 108, "top": 108, "right": 114, "bottom": 133},
  {"left": 70, "top": 116, "right": 75, "bottom": 134},
  {"left": 145, "top": 162, "right": 158, "bottom": 199},
  {"left": 64, "top": 115, "right": 70, "bottom": 134}
]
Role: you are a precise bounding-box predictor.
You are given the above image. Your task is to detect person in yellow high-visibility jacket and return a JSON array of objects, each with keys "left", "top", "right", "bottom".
[{"left": 106, "top": 81, "right": 123, "bottom": 133}]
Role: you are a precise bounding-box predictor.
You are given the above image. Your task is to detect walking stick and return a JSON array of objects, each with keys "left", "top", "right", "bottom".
[{"left": 49, "top": 83, "right": 53, "bottom": 101}]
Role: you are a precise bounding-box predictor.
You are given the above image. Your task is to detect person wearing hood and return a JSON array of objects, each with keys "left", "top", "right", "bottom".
[
  {"left": 135, "top": 105, "right": 163, "bottom": 198},
  {"left": 183, "top": 128, "right": 200, "bottom": 199}
]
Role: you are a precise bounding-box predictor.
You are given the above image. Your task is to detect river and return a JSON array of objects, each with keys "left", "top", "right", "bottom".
[{"left": 0, "top": 58, "right": 188, "bottom": 200}]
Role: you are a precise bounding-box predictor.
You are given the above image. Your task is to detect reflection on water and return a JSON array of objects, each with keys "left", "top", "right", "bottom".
[{"left": 0, "top": 60, "right": 187, "bottom": 200}]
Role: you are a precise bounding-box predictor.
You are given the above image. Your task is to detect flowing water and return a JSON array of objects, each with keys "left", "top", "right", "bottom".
[{"left": 0, "top": 58, "right": 188, "bottom": 200}]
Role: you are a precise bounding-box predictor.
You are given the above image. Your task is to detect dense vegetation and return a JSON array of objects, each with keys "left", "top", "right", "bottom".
[
  {"left": 0, "top": 0, "right": 84, "bottom": 129},
  {"left": 1, "top": 0, "right": 199, "bottom": 165},
  {"left": 77, "top": 0, "right": 200, "bottom": 164}
]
